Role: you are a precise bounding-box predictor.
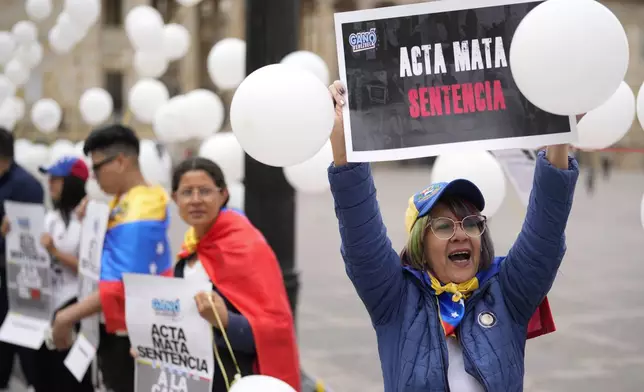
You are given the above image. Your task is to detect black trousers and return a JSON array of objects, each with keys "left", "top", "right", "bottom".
[
  {"left": 31, "top": 298, "right": 94, "bottom": 392},
  {"left": 97, "top": 323, "right": 134, "bottom": 392},
  {"left": 0, "top": 265, "right": 38, "bottom": 388}
]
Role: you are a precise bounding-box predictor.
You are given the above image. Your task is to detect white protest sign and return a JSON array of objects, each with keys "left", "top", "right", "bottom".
[
  {"left": 0, "top": 201, "right": 52, "bottom": 349},
  {"left": 64, "top": 200, "right": 110, "bottom": 381},
  {"left": 124, "top": 273, "right": 214, "bottom": 392},
  {"left": 492, "top": 149, "right": 537, "bottom": 207}
]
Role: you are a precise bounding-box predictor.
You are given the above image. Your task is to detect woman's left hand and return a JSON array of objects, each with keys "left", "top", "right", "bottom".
[
  {"left": 195, "top": 291, "right": 229, "bottom": 329},
  {"left": 544, "top": 113, "right": 586, "bottom": 169},
  {"left": 40, "top": 233, "right": 56, "bottom": 253}
]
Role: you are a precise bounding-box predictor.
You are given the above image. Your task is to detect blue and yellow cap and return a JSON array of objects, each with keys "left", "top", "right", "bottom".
[{"left": 404, "top": 179, "right": 485, "bottom": 233}]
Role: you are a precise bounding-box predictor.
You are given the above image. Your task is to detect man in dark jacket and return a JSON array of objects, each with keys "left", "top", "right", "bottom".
[{"left": 0, "top": 128, "right": 44, "bottom": 391}]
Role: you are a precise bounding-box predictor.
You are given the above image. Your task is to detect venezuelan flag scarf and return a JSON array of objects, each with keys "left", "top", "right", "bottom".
[{"left": 426, "top": 272, "right": 480, "bottom": 337}]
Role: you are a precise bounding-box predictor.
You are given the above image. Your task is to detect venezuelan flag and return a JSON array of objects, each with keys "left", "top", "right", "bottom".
[{"left": 99, "top": 185, "right": 173, "bottom": 333}]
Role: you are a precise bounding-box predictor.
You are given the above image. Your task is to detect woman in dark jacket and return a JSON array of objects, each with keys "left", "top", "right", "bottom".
[{"left": 327, "top": 80, "right": 579, "bottom": 392}]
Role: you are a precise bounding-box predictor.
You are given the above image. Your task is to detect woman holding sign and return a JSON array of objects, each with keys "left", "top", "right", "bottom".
[
  {"left": 170, "top": 157, "right": 301, "bottom": 391},
  {"left": 3, "top": 156, "right": 95, "bottom": 392},
  {"left": 327, "top": 80, "right": 579, "bottom": 392}
]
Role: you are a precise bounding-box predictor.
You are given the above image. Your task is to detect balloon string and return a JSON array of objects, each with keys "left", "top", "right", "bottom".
[{"left": 207, "top": 294, "right": 242, "bottom": 391}]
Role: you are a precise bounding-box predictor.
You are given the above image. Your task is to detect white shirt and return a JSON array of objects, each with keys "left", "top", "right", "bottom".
[
  {"left": 183, "top": 259, "right": 210, "bottom": 283},
  {"left": 45, "top": 210, "right": 81, "bottom": 311},
  {"left": 446, "top": 337, "right": 485, "bottom": 392}
]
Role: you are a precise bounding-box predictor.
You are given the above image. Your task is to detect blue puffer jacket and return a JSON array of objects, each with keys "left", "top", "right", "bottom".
[{"left": 327, "top": 152, "right": 579, "bottom": 392}]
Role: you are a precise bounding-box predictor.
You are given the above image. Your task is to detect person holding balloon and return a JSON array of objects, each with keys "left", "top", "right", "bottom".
[
  {"left": 169, "top": 157, "right": 301, "bottom": 392},
  {"left": 327, "top": 80, "right": 580, "bottom": 391}
]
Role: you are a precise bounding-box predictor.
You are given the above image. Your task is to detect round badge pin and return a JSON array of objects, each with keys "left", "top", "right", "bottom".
[{"left": 478, "top": 311, "right": 497, "bottom": 328}]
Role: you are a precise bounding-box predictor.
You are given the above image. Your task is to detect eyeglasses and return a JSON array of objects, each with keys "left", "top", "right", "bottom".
[
  {"left": 92, "top": 155, "right": 118, "bottom": 172},
  {"left": 428, "top": 215, "right": 487, "bottom": 240},
  {"left": 177, "top": 187, "right": 220, "bottom": 201}
]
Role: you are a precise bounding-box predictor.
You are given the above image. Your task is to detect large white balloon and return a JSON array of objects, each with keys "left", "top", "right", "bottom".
[
  {"left": 48, "top": 26, "right": 75, "bottom": 54},
  {"left": 125, "top": 6, "right": 165, "bottom": 52},
  {"left": 229, "top": 375, "right": 296, "bottom": 392},
  {"left": 31, "top": 98, "right": 62, "bottom": 134},
  {"left": 26, "top": 0, "right": 53, "bottom": 22},
  {"left": 230, "top": 64, "right": 334, "bottom": 167},
  {"left": 16, "top": 143, "right": 49, "bottom": 175},
  {"left": 4, "top": 59, "right": 30, "bottom": 87},
  {"left": 281, "top": 51, "right": 330, "bottom": 85},
  {"left": 0, "top": 76, "right": 16, "bottom": 106},
  {"left": 199, "top": 132, "right": 244, "bottom": 183},
  {"left": 79, "top": 88, "right": 114, "bottom": 125},
  {"left": 64, "top": 0, "right": 101, "bottom": 29},
  {"left": 430, "top": 151, "right": 506, "bottom": 217},
  {"left": 573, "top": 82, "right": 635, "bottom": 150},
  {"left": 510, "top": 0, "right": 628, "bottom": 115},
  {"left": 49, "top": 139, "right": 78, "bottom": 164},
  {"left": 153, "top": 95, "right": 191, "bottom": 143},
  {"left": 163, "top": 24, "right": 190, "bottom": 61},
  {"left": 0, "top": 96, "right": 25, "bottom": 130},
  {"left": 56, "top": 12, "right": 87, "bottom": 45},
  {"left": 133, "top": 51, "right": 168, "bottom": 78},
  {"left": 0, "top": 32, "right": 16, "bottom": 65},
  {"left": 284, "top": 141, "right": 332, "bottom": 194},
  {"left": 207, "top": 38, "right": 246, "bottom": 90},
  {"left": 637, "top": 82, "right": 644, "bottom": 131},
  {"left": 184, "top": 89, "right": 224, "bottom": 139},
  {"left": 128, "top": 78, "right": 169, "bottom": 124},
  {"left": 11, "top": 21, "right": 38, "bottom": 45}
]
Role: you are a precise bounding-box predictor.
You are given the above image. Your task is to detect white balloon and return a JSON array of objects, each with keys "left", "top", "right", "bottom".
[
  {"left": 128, "top": 78, "right": 170, "bottom": 124},
  {"left": 430, "top": 151, "right": 506, "bottom": 217},
  {"left": 4, "top": 59, "right": 30, "bottom": 86},
  {"left": 139, "top": 139, "right": 170, "bottom": 187},
  {"left": 125, "top": 6, "right": 165, "bottom": 52},
  {"left": 31, "top": 98, "right": 62, "bottom": 134},
  {"left": 230, "top": 64, "right": 334, "bottom": 167},
  {"left": 199, "top": 132, "right": 244, "bottom": 183},
  {"left": 281, "top": 51, "right": 330, "bottom": 85},
  {"left": 207, "top": 38, "right": 246, "bottom": 90},
  {"left": 284, "top": 141, "right": 332, "bottom": 194},
  {"left": 10, "top": 96, "right": 25, "bottom": 120},
  {"left": 79, "top": 88, "right": 114, "bottom": 125},
  {"left": 184, "top": 89, "right": 224, "bottom": 139},
  {"left": 11, "top": 21, "right": 38, "bottom": 45},
  {"left": 510, "top": 0, "right": 628, "bottom": 115},
  {"left": 229, "top": 375, "right": 296, "bottom": 392},
  {"left": 48, "top": 26, "right": 75, "bottom": 54},
  {"left": 74, "top": 141, "right": 85, "bottom": 157},
  {"left": 49, "top": 139, "right": 78, "bottom": 164},
  {"left": 0, "top": 32, "right": 16, "bottom": 65},
  {"left": 573, "top": 82, "right": 635, "bottom": 150},
  {"left": 637, "top": 82, "right": 644, "bottom": 131},
  {"left": 26, "top": 0, "right": 53, "bottom": 22},
  {"left": 133, "top": 51, "right": 168, "bottom": 78},
  {"left": 0, "top": 76, "right": 16, "bottom": 106},
  {"left": 64, "top": 0, "right": 100, "bottom": 29},
  {"left": 56, "top": 12, "right": 87, "bottom": 44},
  {"left": 153, "top": 95, "right": 191, "bottom": 143},
  {"left": 14, "top": 139, "right": 32, "bottom": 157},
  {"left": 16, "top": 143, "right": 49, "bottom": 175},
  {"left": 14, "top": 42, "right": 43, "bottom": 69},
  {"left": 86, "top": 178, "right": 112, "bottom": 202},
  {"left": 0, "top": 96, "right": 25, "bottom": 130},
  {"left": 176, "top": 0, "right": 204, "bottom": 6},
  {"left": 163, "top": 24, "right": 190, "bottom": 61},
  {"left": 226, "top": 181, "right": 244, "bottom": 211}
]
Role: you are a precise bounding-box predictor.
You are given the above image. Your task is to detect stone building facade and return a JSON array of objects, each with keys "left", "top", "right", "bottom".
[{"left": 2, "top": 0, "right": 644, "bottom": 168}]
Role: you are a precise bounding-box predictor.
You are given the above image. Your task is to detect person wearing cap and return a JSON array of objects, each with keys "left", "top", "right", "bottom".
[
  {"left": 0, "top": 128, "right": 43, "bottom": 392},
  {"left": 34, "top": 156, "right": 93, "bottom": 392},
  {"left": 327, "top": 81, "right": 579, "bottom": 392},
  {"left": 49, "top": 124, "right": 172, "bottom": 392}
]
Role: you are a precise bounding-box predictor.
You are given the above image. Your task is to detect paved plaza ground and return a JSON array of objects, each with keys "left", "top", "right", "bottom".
[{"left": 9, "top": 163, "right": 644, "bottom": 391}]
